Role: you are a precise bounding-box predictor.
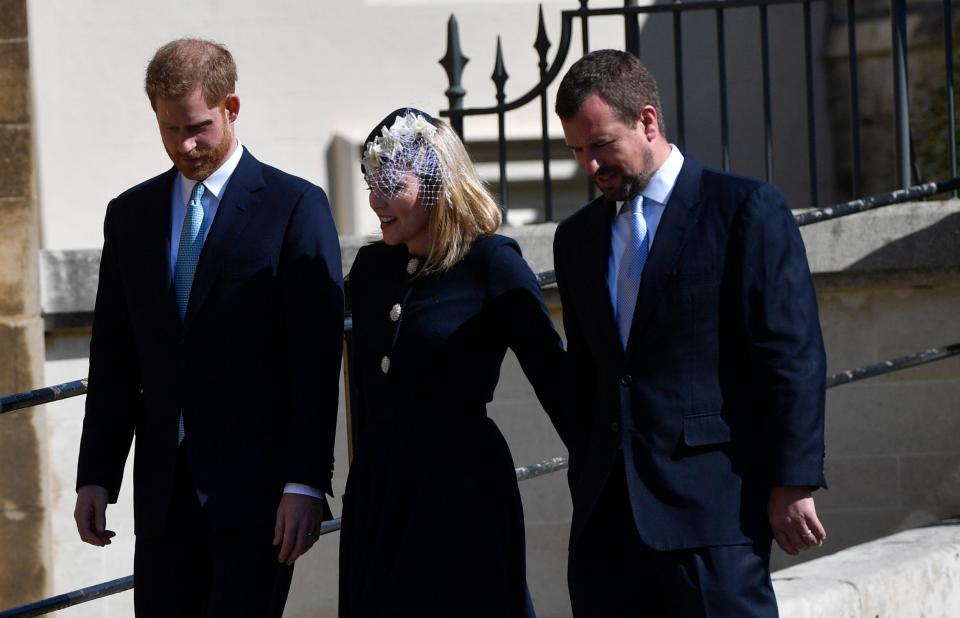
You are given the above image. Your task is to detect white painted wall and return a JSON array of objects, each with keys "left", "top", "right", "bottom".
[
  {"left": 44, "top": 333, "right": 135, "bottom": 617},
  {"left": 26, "top": 0, "right": 624, "bottom": 250}
]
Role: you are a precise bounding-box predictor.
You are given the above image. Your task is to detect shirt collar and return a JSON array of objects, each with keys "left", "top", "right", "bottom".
[
  {"left": 641, "top": 144, "right": 684, "bottom": 206},
  {"left": 179, "top": 140, "right": 244, "bottom": 204},
  {"left": 616, "top": 144, "right": 684, "bottom": 215}
]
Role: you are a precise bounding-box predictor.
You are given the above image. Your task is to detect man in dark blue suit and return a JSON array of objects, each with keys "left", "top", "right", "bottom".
[
  {"left": 73, "top": 39, "right": 343, "bottom": 617},
  {"left": 553, "top": 50, "right": 827, "bottom": 616}
]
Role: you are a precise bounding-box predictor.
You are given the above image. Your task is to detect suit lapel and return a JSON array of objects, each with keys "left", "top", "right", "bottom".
[
  {"left": 625, "top": 158, "right": 704, "bottom": 360},
  {"left": 143, "top": 168, "right": 182, "bottom": 332},
  {"left": 574, "top": 197, "right": 624, "bottom": 364},
  {"left": 182, "top": 150, "right": 263, "bottom": 329}
]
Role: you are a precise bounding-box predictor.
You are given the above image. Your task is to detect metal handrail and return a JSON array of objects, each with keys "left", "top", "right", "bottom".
[
  {"left": 0, "top": 577, "right": 133, "bottom": 618},
  {"left": 0, "top": 517, "right": 345, "bottom": 618},
  {"left": 826, "top": 344, "right": 960, "bottom": 388},
  {"left": 6, "top": 329, "right": 958, "bottom": 616},
  {"left": 0, "top": 456, "right": 564, "bottom": 617},
  {"left": 0, "top": 380, "right": 88, "bottom": 415},
  {"left": 7, "top": 339, "right": 958, "bottom": 419},
  {"left": 793, "top": 177, "right": 960, "bottom": 227},
  {"left": 4, "top": 328, "right": 959, "bottom": 616}
]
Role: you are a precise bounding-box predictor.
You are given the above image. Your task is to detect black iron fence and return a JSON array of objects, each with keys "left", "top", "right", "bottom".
[{"left": 439, "top": 0, "right": 959, "bottom": 221}]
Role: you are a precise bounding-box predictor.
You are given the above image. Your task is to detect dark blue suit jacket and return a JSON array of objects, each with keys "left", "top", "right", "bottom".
[
  {"left": 77, "top": 149, "right": 344, "bottom": 537},
  {"left": 554, "top": 157, "right": 826, "bottom": 551}
]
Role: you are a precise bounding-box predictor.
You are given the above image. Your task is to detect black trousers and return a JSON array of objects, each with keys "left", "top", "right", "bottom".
[
  {"left": 133, "top": 445, "right": 294, "bottom": 618},
  {"left": 568, "top": 456, "right": 778, "bottom": 618}
]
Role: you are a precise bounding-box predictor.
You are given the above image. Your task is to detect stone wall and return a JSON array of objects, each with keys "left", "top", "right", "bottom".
[
  {"left": 0, "top": 0, "right": 47, "bottom": 608},
  {"left": 25, "top": 200, "right": 960, "bottom": 616}
]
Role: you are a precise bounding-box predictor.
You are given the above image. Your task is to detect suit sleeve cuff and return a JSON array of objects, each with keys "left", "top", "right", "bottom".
[{"left": 283, "top": 482, "right": 324, "bottom": 498}]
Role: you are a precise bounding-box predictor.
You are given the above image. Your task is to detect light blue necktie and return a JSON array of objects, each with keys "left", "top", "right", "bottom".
[
  {"left": 173, "top": 181, "right": 206, "bottom": 443},
  {"left": 616, "top": 194, "right": 648, "bottom": 348},
  {"left": 174, "top": 182, "right": 206, "bottom": 321}
]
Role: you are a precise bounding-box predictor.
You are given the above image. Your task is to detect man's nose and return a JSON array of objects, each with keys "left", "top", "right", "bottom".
[
  {"left": 583, "top": 156, "right": 601, "bottom": 177},
  {"left": 177, "top": 135, "right": 196, "bottom": 154}
]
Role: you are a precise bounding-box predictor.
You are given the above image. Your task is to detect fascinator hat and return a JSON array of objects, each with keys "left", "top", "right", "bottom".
[{"left": 361, "top": 107, "right": 447, "bottom": 210}]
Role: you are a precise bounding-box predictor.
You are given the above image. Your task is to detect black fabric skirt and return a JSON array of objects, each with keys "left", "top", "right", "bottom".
[{"left": 339, "top": 416, "right": 535, "bottom": 618}]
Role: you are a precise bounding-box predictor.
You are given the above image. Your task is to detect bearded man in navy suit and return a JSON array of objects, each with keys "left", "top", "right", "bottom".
[
  {"left": 553, "top": 49, "right": 827, "bottom": 616},
  {"left": 73, "top": 38, "right": 343, "bottom": 617}
]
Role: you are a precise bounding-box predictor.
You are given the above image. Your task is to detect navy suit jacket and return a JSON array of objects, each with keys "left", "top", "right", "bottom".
[
  {"left": 554, "top": 157, "right": 826, "bottom": 551},
  {"left": 77, "top": 149, "right": 344, "bottom": 537}
]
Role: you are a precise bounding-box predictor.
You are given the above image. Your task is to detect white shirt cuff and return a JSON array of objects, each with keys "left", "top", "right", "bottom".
[{"left": 283, "top": 483, "right": 324, "bottom": 499}]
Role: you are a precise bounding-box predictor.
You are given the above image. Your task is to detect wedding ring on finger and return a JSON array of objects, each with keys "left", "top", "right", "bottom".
[{"left": 801, "top": 530, "right": 816, "bottom": 540}]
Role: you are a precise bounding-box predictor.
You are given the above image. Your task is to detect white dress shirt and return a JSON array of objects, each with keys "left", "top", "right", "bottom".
[
  {"left": 169, "top": 141, "right": 244, "bottom": 275},
  {"left": 169, "top": 140, "right": 321, "bottom": 500},
  {"left": 607, "top": 145, "right": 685, "bottom": 312}
]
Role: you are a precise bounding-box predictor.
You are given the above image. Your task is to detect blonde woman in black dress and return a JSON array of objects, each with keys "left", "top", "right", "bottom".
[{"left": 339, "top": 108, "right": 570, "bottom": 618}]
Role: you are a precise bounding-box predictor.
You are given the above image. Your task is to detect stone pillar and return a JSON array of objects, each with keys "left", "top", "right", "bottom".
[{"left": 0, "top": 0, "right": 48, "bottom": 607}]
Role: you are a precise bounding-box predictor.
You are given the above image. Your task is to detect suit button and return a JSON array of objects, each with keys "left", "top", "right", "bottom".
[
  {"left": 620, "top": 374, "right": 633, "bottom": 386},
  {"left": 610, "top": 422, "right": 620, "bottom": 433}
]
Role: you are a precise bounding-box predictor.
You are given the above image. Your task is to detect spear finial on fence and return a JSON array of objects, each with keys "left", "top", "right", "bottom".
[
  {"left": 492, "top": 36, "right": 509, "bottom": 100},
  {"left": 439, "top": 14, "right": 469, "bottom": 138},
  {"left": 535, "top": 5, "right": 552, "bottom": 69},
  {"left": 535, "top": 4, "right": 555, "bottom": 221}
]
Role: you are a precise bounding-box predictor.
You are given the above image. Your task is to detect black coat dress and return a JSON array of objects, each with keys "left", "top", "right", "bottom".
[{"left": 339, "top": 234, "right": 568, "bottom": 618}]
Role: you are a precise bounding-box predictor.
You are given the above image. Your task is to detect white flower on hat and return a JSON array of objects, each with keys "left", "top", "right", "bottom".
[
  {"left": 412, "top": 114, "right": 435, "bottom": 137},
  {"left": 361, "top": 139, "right": 383, "bottom": 175},
  {"left": 362, "top": 111, "right": 437, "bottom": 175}
]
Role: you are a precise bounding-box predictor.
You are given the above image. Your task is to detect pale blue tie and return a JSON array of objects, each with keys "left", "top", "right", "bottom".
[
  {"left": 174, "top": 182, "right": 206, "bottom": 321},
  {"left": 616, "top": 194, "right": 648, "bottom": 347},
  {"left": 173, "top": 181, "right": 206, "bottom": 443}
]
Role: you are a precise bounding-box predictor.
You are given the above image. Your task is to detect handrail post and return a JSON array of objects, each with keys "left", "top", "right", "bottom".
[
  {"left": 945, "top": 0, "right": 957, "bottom": 197},
  {"left": 890, "top": 0, "right": 911, "bottom": 189},
  {"left": 624, "top": 0, "right": 640, "bottom": 58},
  {"left": 847, "top": 0, "right": 862, "bottom": 198},
  {"left": 492, "top": 37, "right": 510, "bottom": 215},
  {"left": 535, "top": 5, "right": 555, "bottom": 222}
]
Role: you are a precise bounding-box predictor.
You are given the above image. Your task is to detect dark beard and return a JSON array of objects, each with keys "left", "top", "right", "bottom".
[{"left": 598, "top": 144, "right": 656, "bottom": 202}]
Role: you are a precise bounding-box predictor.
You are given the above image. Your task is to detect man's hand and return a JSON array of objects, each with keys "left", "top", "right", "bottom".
[
  {"left": 273, "top": 493, "right": 325, "bottom": 565},
  {"left": 768, "top": 485, "right": 826, "bottom": 556},
  {"left": 74, "top": 485, "right": 116, "bottom": 546}
]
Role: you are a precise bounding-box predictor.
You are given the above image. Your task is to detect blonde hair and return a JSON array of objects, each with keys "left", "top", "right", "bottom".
[{"left": 421, "top": 121, "right": 502, "bottom": 273}]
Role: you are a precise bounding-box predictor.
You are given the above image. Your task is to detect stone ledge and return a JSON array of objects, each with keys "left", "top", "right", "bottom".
[
  {"left": 800, "top": 199, "right": 960, "bottom": 277},
  {"left": 773, "top": 519, "right": 960, "bottom": 617},
  {"left": 38, "top": 199, "right": 960, "bottom": 330},
  {"left": 38, "top": 249, "right": 99, "bottom": 319}
]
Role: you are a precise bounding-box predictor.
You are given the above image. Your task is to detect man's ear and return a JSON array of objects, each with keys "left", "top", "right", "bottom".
[
  {"left": 224, "top": 94, "right": 240, "bottom": 122},
  {"left": 639, "top": 105, "right": 660, "bottom": 141}
]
